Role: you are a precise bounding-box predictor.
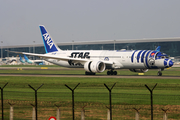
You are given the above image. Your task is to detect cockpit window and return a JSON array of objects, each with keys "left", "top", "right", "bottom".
[{"left": 155, "top": 52, "right": 168, "bottom": 59}]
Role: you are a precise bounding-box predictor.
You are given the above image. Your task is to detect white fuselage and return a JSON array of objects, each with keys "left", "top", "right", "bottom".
[{"left": 44, "top": 49, "right": 168, "bottom": 70}]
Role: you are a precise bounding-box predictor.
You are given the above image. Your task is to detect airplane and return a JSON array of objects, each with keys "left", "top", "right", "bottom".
[
  {"left": 19, "top": 55, "right": 25, "bottom": 63},
  {"left": 24, "top": 54, "right": 44, "bottom": 65},
  {"left": 7, "top": 25, "right": 173, "bottom": 76},
  {"left": 24, "top": 54, "right": 33, "bottom": 64}
]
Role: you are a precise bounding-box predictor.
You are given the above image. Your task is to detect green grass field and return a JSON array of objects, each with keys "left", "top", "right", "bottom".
[{"left": 0, "top": 66, "right": 179, "bottom": 119}]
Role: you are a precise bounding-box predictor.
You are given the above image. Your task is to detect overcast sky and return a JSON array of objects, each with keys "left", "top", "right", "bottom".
[{"left": 1, "top": 0, "right": 180, "bottom": 46}]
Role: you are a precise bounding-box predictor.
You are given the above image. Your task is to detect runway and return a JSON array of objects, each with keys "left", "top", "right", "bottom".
[
  {"left": 0, "top": 73, "right": 179, "bottom": 79},
  {"left": 0, "top": 66, "right": 180, "bottom": 79}
]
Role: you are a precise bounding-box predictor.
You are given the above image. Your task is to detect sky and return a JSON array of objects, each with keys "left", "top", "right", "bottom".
[{"left": 1, "top": 0, "right": 180, "bottom": 46}]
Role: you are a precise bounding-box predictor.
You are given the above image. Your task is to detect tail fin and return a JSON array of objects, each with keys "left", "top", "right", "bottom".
[
  {"left": 24, "top": 55, "right": 33, "bottom": 64},
  {"left": 19, "top": 55, "right": 23, "bottom": 61},
  {"left": 39, "top": 25, "right": 62, "bottom": 53},
  {"left": 155, "top": 46, "right": 161, "bottom": 52},
  {"left": 24, "top": 55, "right": 29, "bottom": 61},
  {"left": 19, "top": 55, "right": 25, "bottom": 63}
]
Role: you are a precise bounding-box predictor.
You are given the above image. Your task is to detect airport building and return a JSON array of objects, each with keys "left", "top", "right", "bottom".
[{"left": 1, "top": 37, "right": 180, "bottom": 61}]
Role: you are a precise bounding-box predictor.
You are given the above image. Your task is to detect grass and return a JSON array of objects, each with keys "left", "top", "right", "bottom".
[
  {"left": 0, "top": 65, "right": 60, "bottom": 67},
  {"left": 0, "top": 66, "right": 180, "bottom": 119},
  {"left": 0, "top": 66, "right": 179, "bottom": 76},
  {"left": 1, "top": 76, "right": 180, "bottom": 104}
]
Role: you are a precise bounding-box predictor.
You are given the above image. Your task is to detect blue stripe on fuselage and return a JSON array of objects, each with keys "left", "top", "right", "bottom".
[
  {"left": 137, "top": 50, "right": 143, "bottom": 63},
  {"left": 131, "top": 50, "right": 137, "bottom": 63},
  {"left": 141, "top": 50, "right": 147, "bottom": 63},
  {"left": 145, "top": 51, "right": 152, "bottom": 69}
]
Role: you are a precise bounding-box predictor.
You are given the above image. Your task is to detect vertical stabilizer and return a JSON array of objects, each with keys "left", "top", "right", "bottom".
[
  {"left": 19, "top": 55, "right": 25, "bottom": 63},
  {"left": 155, "top": 46, "right": 161, "bottom": 52},
  {"left": 24, "top": 55, "right": 33, "bottom": 64},
  {"left": 39, "top": 25, "right": 62, "bottom": 53},
  {"left": 24, "top": 55, "right": 29, "bottom": 61},
  {"left": 19, "top": 55, "right": 23, "bottom": 61}
]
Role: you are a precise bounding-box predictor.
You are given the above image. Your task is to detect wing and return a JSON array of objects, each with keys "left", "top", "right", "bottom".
[{"left": 7, "top": 50, "right": 113, "bottom": 65}]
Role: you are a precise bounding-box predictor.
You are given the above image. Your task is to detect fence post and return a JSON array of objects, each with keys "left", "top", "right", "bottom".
[
  {"left": 133, "top": 108, "right": 141, "bottom": 120},
  {"left": 8, "top": 102, "right": 15, "bottom": 120},
  {"left": 28, "top": 84, "right": 44, "bottom": 120},
  {"left": 55, "top": 104, "right": 61, "bottom": 120},
  {"left": 106, "top": 106, "right": 110, "bottom": 120},
  {"left": 65, "top": 83, "right": 80, "bottom": 120},
  {"left": 145, "top": 83, "right": 157, "bottom": 120},
  {"left": 162, "top": 108, "right": 169, "bottom": 120},
  {"left": 0, "top": 82, "right": 8, "bottom": 120},
  {"left": 81, "top": 105, "right": 87, "bottom": 120},
  {"left": 104, "top": 83, "right": 116, "bottom": 120},
  {"left": 30, "top": 104, "right": 36, "bottom": 120}
]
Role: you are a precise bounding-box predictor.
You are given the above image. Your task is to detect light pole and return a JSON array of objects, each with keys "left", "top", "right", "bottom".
[
  {"left": 29, "top": 47, "right": 30, "bottom": 53},
  {"left": 33, "top": 41, "right": 35, "bottom": 60},
  {"left": 7, "top": 48, "right": 9, "bottom": 59},
  {"left": 1, "top": 41, "right": 3, "bottom": 61},
  {"left": 114, "top": 40, "right": 116, "bottom": 50},
  {"left": 72, "top": 40, "right": 74, "bottom": 50}
]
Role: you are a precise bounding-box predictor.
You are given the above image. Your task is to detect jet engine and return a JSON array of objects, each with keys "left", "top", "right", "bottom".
[
  {"left": 84, "top": 61, "right": 106, "bottom": 73},
  {"left": 129, "top": 69, "right": 148, "bottom": 73}
]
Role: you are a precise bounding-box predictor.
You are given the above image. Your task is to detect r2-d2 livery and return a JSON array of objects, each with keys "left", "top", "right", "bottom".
[
  {"left": 8, "top": 25, "right": 173, "bottom": 76},
  {"left": 128, "top": 47, "right": 173, "bottom": 76}
]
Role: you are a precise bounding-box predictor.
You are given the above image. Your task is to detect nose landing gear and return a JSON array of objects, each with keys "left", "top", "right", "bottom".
[
  {"left": 107, "top": 70, "right": 117, "bottom": 75},
  {"left": 157, "top": 68, "right": 164, "bottom": 76},
  {"left": 157, "top": 71, "right": 162, "bottom": 76}
]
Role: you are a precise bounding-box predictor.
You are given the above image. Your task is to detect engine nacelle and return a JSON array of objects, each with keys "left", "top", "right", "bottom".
[
  {"left": 129, "top": 69, "right": 148, "bottom": 73},
  {"left": 84, "top": 61, "right": 106, "bottom": 73}
]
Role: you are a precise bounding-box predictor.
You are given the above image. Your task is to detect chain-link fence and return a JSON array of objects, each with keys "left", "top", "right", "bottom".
[{"left": 0, "top": 83, "right": 180, "bottom": 120}]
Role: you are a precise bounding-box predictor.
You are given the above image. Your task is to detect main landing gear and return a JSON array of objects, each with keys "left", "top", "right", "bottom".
[
  {"left": 85, "top": 71, "right": 96, "bottom": 75},
  {"left": 107, "top": 70, "right": 117, "bottom": 75}
]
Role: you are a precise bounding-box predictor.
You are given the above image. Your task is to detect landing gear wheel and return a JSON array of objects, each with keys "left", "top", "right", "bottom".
[
  {"left": 113, "top": 71, "right": 117, "bottom": 75},
  {"left": 107, "top": 71, "right": 110, "bottom": 75},
  {"left": 110, "top": 70, "right": 114, "bottom": 75},
  {"left": 107, "top": 70, "right": 117, "bottom": 75},
  {"left": 85, "top": 71, "right": 96, "bottom": 75},
  {"left": 157, "top": 71, "right": 162, "bottom": 76}
]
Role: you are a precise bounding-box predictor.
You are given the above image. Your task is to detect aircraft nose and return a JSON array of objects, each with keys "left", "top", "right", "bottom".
[{"left": 169, "top": 60, "right": 173, "bottom": 67}]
